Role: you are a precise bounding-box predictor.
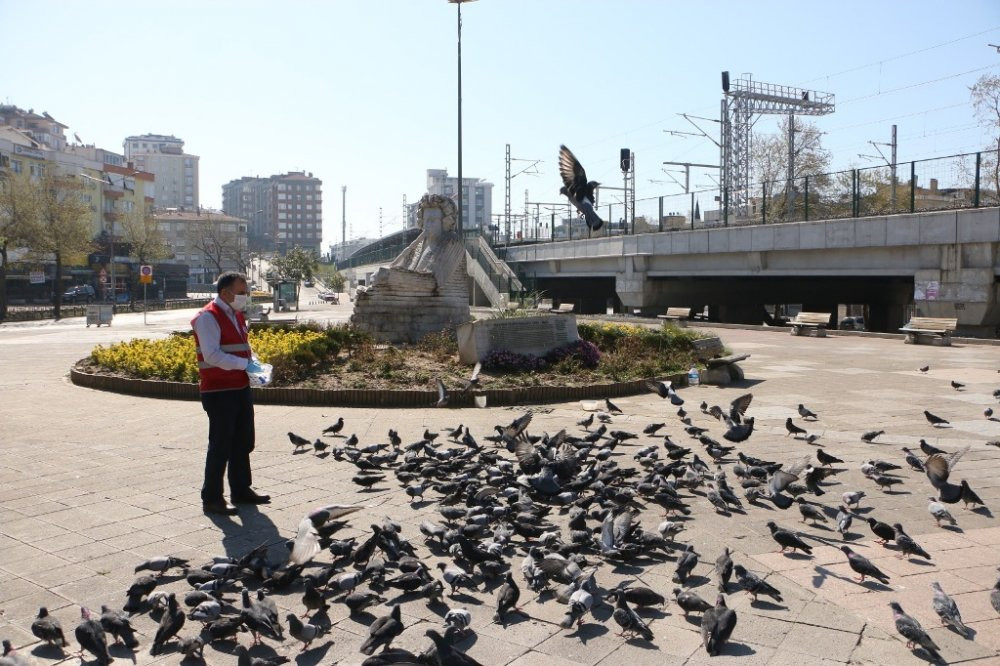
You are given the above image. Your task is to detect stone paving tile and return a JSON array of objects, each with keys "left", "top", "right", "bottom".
[{"left": 5, "top": 312, "right": 1000, "bottom": 663}]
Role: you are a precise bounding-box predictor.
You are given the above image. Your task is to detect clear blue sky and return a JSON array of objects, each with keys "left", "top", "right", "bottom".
[{"left": 2, "top": 0, "right": 999, "bottom": 248}]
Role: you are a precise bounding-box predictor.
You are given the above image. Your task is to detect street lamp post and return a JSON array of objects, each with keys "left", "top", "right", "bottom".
[{"left": 448, "top": 0, "right": 477, "bottom": 234}]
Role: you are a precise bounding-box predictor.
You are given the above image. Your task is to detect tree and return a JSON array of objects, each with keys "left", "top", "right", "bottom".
[
  {"left": 315, "top": 262, "right": 346, "bottom": 292},
  {"left": 970, "top": 73, "right": 1000, "bottom": 197},
  {"left": 30, "top": 171, "right": 93, "bottom": 319},
  {"left": 751, "top": 116, "right": 832, "bottom": 220},
  {"left": 270, "top": 245, "right": 318, "bottom": 310},
  {"left": 185, "top": 213, "right": 245, "bottom": 281},
  {"left": 119, "top": 205, "right": 170, "bottom": 304},
  {"left": 0, "top": 170, "right": 40, "bottom": 320}
]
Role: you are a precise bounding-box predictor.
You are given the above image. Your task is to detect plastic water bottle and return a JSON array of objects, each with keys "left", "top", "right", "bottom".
[
  {"left": 687, "top": 366, "right": 700, "bottom": 386},
  {"left": 248, "top": 362, "right": 273, "bottom": 386}
]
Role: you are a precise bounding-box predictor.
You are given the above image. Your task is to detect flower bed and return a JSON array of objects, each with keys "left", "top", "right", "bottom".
[{"left": 81, "top": 320, "right": 712, "bottom": 391}]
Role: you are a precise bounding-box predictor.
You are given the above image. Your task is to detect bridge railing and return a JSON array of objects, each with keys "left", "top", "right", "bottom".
[{"left": 495, "top": 148, "right": 999, "bottom": 247}]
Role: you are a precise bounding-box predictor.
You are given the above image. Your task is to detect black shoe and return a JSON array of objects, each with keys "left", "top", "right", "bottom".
[
  {"left": 203, "top": 499, "right": 239, "bottom": 515},
  {"left": 231, "top": 489, "right": 270, "bottom": 505}
]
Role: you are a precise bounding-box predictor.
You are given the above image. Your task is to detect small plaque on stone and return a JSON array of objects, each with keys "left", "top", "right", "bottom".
[{"left": 457, "top": 315, "right": 580, "bottom": 364}]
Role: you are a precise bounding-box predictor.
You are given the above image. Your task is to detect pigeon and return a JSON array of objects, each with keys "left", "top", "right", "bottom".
[
  {"left": 861, "top": 430, "right": 884, "bottom": 443},
  {"left": 99, "top": 606, "right": 139, "bottom": 649},
  {"left": 435, "top": 379, "right": 449, "bottom": 407},
  {"left": 561, "top": 583, "right": 596, "bottom": 629},
  {"left": 558, "top": 145, "right": 603, "bottom": 231},
  {"left": 816, "top": 449, "right": 843, "bottom": 466},
  {"left": 204, "top": 616, "right": 245, "bottom": 643},
  {"left": 867, "top": 517, "right": 896, "bottom": 544},
  {"left": 842, "top": 490, "right": 865, "bottom": 508},
  {"left": 286, "top": 614, "right": 322, "bottom": 652},
  {"left": 150, "top": 593, "right": 185, "bottom": 655},
  {"left": 339, "top": 592, "right": 386, "bottom": 615},
  {"left": 924, "top": 410, "right": 949, "bottom": 427},
  {"left": 892, "top": 523, "right": 931, "bottom": 560},
  {"left": 992, "top": 578, "right": 1000, "bottom": 615},
  {"left": 734, "top": 565, "right": 783, "bottom": 602},
  {"left": 919, "top": 365, "right": 929, "bottom": 372},
  {"left": 986, "top": 407, "right": 995, "bottom": 419},
  {"left": 134, "top": 556, "right": 190, "bottom": 576},
  {"left": 673, "top": 545, "right": 699, "bottom": 583},
  {"left": 31, "top": 607, "right": 68, "bottom": 649},
  {"left": 715, "top": 547, "right": 734, "bottom": 592},
  {"left": 924, "top": 445, "right": 974, "bottom": 504},
  {"left": 493, "top": 572, "right": 521, "bottom": 625},
  {"left": 577, "top": 413, "right": 594, "bottom": 430},
  {"left": 611, "top": 593, "right": 653, "bottom": 641},
  {"left": 927, "top": 497, "right": 956, "bottom": 527},
  {"left": 75, "top": 607, "right": 113, "bottom": 666},
  {"left": 0, "top": 641, "right": 28, "bottom": 666},
  {"left": 836, "top": 506, "right": 853, "bottom": 536},
  {"left": 300, "top": 579, "right": 329, "bottom": 618},
  {"left": 930, "top": 581, "right": 969, "bottom": 637},
  {"left": 700, "top": 594, "right": 737, "bottom": 657},
  {"left": 951, "top": 380, "right": 965, "bottom": 390},
  {"left": 288, "top": 431, "right": 311, "bottom": 451},
  {"left": 798, "top": 404, "right": 818, "bottom": 420},
  {"left": 785, "top": 418, "right": 807, "bottom": 437},
  {"left": 674, "top": 588, "right": 713, "bottom": 617},
  {"left": 766, "top": 521, "right": 812, "bottom": 555},
  {"left": 424, "top": 629, "right": 484, "bottom": 666},
  {"left": 442, "top": 607, "right": 472, "bottom": 634},
  {"left": 290, "top": 504, "right": 364, "bottom": 565},
  {"left": 901, "top": 447, "right": 925, "bottom": 472},
  {"left": 605, "top": 397, "right": 623, "bottom": 414},
  {"left": 438, "top": 562, "right": 478, "bottom": 596},
  {"left": 177, "top": 637, "right": 205, "bottom": 660},
  {"left": 359, "top": 604, "right": 403, "bottom": 655},
  {"left": 323, "top": 417, "right": 344, "bottom": 435},
  {"left": 889, "top": 601, "right": 942, "bottom": 662},
  {"left": 920, "top": 439, "right": 946, "bottom": 456},
  {"left": 796, "top": 498, "right": 827, "bottom": 525},
  {"left": 840, "top": 546, "right": 890, "bottom": 584}
]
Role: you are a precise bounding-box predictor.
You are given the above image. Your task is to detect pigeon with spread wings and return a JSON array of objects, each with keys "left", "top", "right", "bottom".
[{"left": 559, "top": 145, "right": 604, "bottom": 231}]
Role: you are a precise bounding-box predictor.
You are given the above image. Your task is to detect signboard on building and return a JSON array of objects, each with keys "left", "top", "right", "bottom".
[{"left": 29, "top": 269, "right": 45, "bottom": 284}]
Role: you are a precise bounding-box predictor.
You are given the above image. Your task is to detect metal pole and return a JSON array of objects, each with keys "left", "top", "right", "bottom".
[
  {"left": 804, "top": 176, "right": 809, "bottom": 221},
  {"left": 143, "top": 282, "right": 147, "bottom": 325},
  {"left": 690, "top": 191, "right": 694, "bottom": 229},
  {"left": 456, "top": 0, "right": 464, "bottom": 233},
  {"left": 341, "top": 185, "right": 346, "bottom": 248},
  {"left": 786, "top": 115, "right": 795, "bottom": 217},
  {"left": 550, "top": 211, "right": 555, "bottom": 242},
  {"left": 762, "top": 183, "right": 767, "bottom": 224},
  {"left": 974, "top": 152, "right": 981, "bottom": 207},
  {"left": 890, "top": 124, "right": 897, "bottom": 213},
  {"left": 910, "top": 161, "right": 916, "bottom": 213},
  {"left": 658, "top": 196, "right": 664, "bottom": 232}
]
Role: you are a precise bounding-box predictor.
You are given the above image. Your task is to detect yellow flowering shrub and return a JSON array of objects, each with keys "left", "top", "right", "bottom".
[{"left": 89, "top": 324, "right": 359, "bottom": 385}]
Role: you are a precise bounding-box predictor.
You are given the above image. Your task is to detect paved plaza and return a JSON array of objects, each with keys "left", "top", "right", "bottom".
[{"left": 2, "top": 298, "right": 1000, "bottom": 665}]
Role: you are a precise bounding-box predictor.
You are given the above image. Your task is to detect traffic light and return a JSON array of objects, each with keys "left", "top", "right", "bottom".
[{"left": 620, "top": 148, "right": 631, "bottom": 173}]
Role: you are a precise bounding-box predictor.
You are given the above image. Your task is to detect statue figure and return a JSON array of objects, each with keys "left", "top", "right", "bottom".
[{"left": 351, "top": 193, "right": 471, "bottom": 343}]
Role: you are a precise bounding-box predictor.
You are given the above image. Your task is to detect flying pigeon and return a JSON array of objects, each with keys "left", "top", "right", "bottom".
[{"left": 558, "top": 145, "right": 603, "bottom": 231}]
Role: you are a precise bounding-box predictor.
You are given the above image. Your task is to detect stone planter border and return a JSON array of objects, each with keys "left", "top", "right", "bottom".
[{"left": 70, "top": 366, "right": 689, "bottom": 408}]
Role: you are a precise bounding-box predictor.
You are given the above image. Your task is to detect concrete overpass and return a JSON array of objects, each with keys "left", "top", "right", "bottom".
[{"left": 502, "top": 208, "right": 1000, "bottom": 336}]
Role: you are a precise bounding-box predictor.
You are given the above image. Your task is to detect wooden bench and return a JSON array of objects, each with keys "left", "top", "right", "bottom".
[
  {"left": 657, "top": 307, "right": 692, "bottom": 327},
  {"left": 789, "top": 311, "right": 831, "bottom": 337},
  {"left": 900, "top": 316, "right": 957, "bottom": 346},
  {"left": 553, "top": 302, "right": 575, "bottom": 314}
]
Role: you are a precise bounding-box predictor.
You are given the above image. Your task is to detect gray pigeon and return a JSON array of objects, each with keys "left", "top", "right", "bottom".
[
  {"left": 559, "top": 145, "right": 604, "bottom": 231},
  {"left": 926, "top": 497, "right": 956, "bottom": 527},
  {"left": 286, "top": 613, "right": 322, "bottom": 652},
  {"left": 359, "top": 604, "right": 403, "bottom": 655},
  {"left": 150, "top": 593, "right": 184, "bottom": 655},
  {"left": 31, "top": 607, "right": 68, "bottom": 649},
  {"left": 930, "top": 581, "right": 969, "bottom": 637},
  {"left": 700, "top": 594, "right": 737, "bottom": 656},
  {"left": 841, "top": 546, "right": 889, "bottom": 585},
  {"left": 75, "top": 607, "right": 112, "bottom": 666},
  {"left": 890, "top": 601, "right": 942, "bottom": 661},
  {"left": 673, "top": 588, "right": 712, "bottom": 617}
]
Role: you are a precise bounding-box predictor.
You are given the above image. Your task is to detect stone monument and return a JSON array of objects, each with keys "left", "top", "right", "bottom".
[{"left": 351, "top": 194, "right": 471, "bottom": 343}]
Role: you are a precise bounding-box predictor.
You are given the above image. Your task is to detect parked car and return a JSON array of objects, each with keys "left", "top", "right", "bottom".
[
  {"left": 319, "top": 292, "right": 339, "bottom": 304},
  {"left": 840, "top": 316, "right": 865, "bottom": 331},
  {"left": 303, "top": 280, "right": 314, "bottom": 288},
  {"left": 62, "top": 284, "right": 95, "bottom": 304}
]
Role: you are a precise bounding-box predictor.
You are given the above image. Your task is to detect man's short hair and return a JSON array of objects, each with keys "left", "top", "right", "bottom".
[{"left": 216, "top": 271, "right": 247, "bottom": 294}]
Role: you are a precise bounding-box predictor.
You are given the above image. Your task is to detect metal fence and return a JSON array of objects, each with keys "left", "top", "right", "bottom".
[{"left": 494, "top": 148, "right": 999, "bottom": 247}]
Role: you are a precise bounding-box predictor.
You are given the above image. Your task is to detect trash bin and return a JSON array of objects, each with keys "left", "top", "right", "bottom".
[{"left": 86, "top": 304, "right": 114, "bottom": 327}]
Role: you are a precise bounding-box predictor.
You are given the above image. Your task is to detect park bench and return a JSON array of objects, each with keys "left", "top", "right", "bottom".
[
  {"left": 657, "top": 307, "right": 692, "bottom": 327},
  {"left": 900, "top": 316, "right": 957, "bottom": 346},
  {"left": 553, "top": 302, "right": 575, "bottom": 314},
  {"left": 692, "top": 336, "right": 725, "bottom": 360},
  {"left": 245, "top": 304, "right": 270, "bottom": 323},
  {"left": 789, "top": 311, "right": 831, "bottom": 337}
]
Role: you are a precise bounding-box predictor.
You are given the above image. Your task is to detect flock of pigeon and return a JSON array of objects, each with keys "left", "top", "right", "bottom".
[{"left": 3, "top": 367, "right": 1000, "bottom": 666}]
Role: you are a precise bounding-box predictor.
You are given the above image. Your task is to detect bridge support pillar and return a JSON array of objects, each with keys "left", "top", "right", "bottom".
[
  {"left": 913, "top": 242, "right": 1000, "bottom": 337},
  {"left": 614, "top": 257, "right": 650, "bottom": 311}
]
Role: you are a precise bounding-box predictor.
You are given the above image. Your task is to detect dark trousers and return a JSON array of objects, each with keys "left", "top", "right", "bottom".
[{"left": 200, "top": 386, "right": 255, "bottom": 502}]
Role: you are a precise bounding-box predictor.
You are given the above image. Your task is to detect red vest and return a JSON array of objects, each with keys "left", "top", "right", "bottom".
[{"left": 191, "top": 301, "right": 251, "bottom": 393}]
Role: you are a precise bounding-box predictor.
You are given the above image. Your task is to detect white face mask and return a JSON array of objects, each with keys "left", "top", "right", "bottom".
[{"left": 232, "top": 293, "right": 249, "bottom": 311}]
